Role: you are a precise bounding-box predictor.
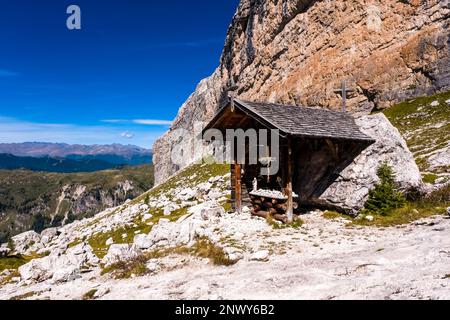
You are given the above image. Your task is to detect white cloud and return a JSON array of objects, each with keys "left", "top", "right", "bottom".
[
  {"left": 101, "top": 119, "right": 173, "bottom": 126},
  {"left": 101, "top": 119, "right": 124, "bottom": 124},
  {"left": 0, "top": 116, "right": 165, "bottom": 148},
  {"left": 121, "top": 131, "right": 135, "bottom": 139},
  {"left": 132, "top": 119, "right": 173, "bottom": 126}
]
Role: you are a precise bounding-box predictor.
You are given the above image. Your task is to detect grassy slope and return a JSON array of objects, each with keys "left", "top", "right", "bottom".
[
  {"left": 383, "top": 90, "right": 450, "bottom": 178},
  {"left": 81, "top": 162, "right": 230, "bottom": 259},
  {"left": 0, "top": 165, "right": 154, "bottom": 242}
]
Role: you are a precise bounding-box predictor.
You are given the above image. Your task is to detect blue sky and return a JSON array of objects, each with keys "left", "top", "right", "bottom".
[{"left": 0, "top": 0, "right": 239, "bottom": 148}]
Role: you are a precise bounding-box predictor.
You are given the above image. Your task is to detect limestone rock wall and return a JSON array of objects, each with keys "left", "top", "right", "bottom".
[{"left": 154, "top": 0, "right": 450, "bottom": 184}]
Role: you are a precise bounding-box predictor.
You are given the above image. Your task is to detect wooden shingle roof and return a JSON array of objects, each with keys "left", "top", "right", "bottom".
[{"left": 204, "top": 99, "right": 375, "bottom": 142}]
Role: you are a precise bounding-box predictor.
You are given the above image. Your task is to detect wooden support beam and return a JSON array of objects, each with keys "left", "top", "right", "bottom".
[
  {"left": 234, "top": 162, "right": 242, "bottom": 214},
  {"left": 285, "top": 136, "right": 294, "bottom": 223}
]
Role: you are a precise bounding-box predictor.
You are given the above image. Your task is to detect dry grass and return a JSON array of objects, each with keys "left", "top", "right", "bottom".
[
  {"left": 101, "top": 237, "right": 236, "bottom": 279},
  {"left": 82, "top": 289, "right": 98, "bottom": 300},
  {"left": 9, "top": 291, "right": 37, "bottom": 301}
]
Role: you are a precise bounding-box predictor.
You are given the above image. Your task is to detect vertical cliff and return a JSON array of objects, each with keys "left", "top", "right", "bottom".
[{"left": 154, "top": 0, "right": 450, "bottom": 184}]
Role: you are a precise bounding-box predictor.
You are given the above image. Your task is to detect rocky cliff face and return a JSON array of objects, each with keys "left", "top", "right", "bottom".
[{"left": 154, "top": 0, "right": 450, "bottom": 184}]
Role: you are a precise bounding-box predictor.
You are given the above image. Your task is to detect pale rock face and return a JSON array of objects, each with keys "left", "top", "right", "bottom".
[
  {"left": 177, "top": 188, "right": 197, "bottom": 202},
  {"left": 105, "top": 237, "right": 114, "bottom": 246},
  {"left": 250, "top": 250, "right": 270, "bottom": 262},
  {"left": 153, "top": 0, "right": 450, "bottom": 184},
  {"left": 133, "top": 234, "right": 154, "bottom": 250},
  {"left": 427, "top": 145, "right": 450, "bottom": 171},
  {"left": 40, "top": 228, "right": 58, "bottom": 245},
  {"left": 430, "top": 100, "right": 440, "bottom": 107},
  {"left": 132, "top": 201, "right": 225, "bottom": 251},
  {"left": 102, "top": 244, "right": 141, "bottom": 267},
  {"left": 319, "top": 114, "right": 422, "bottom": 214},
  {"left": 18, "top": 243, "right": 98, "bottom": 284},
  {"left": 11, "top": 231, "right": 42, "bottom": 255}
]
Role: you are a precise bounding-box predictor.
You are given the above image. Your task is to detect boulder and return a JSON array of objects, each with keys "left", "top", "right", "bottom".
[
  {"left": 51, "top": 265, "right": 80, "bottom": 284},
  {"left": 319, "top": 114, "right": 422, "bottom": 215},
  {"left": 199, "top": 203, "right": 225, "bottom": 221},
  {"left": 40, "top": 228, "right": 58, "bottom": 244},
  {"left": 224, "top": 247, "right": 244, "bottom": 262},
  {"left": 105, "top": 237, "right": 114, "bottom": 246},
  {"left": 250, "top": 250, "right": 270, "bottom": 262},
  {"left": 19, "top": 258, "right": 51, "bottom": 282},
  {"left": 430, "top": 100, "right": 440, "bottom": 107},
  {"left": 163, "top": 203, "right": 180, "bottom": 216},
  {"left": 134, "top": 234, "right": 154, "bottom": 250},
  {"left": 143, "top": 213, "right": 153, "bottom": 221},
  {"left": 0, "top": 247, "right": 11, "bottom": 258},
  {"left": 11, "top": 231, "right": 42, "bottom": 255},
  {"left": 18, "top": 243, "right": 98, "bottom": 284},
  {"left": 177, "top": 188, "right": 196, "bottom": 201},
  {"left": 102, "top": 244, "right": 141, "bottom": 267}
]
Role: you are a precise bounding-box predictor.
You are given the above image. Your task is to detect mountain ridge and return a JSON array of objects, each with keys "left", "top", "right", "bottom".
[{"left": 0, "top": 142, "right": 151, "bottom": 159}]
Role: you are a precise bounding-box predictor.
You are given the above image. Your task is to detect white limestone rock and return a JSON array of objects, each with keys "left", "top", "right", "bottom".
[
  {"left": 250, "top": 250, "right": 270, "bottom": 262},
  {"left": 40, "top": 228, "right": 58, "bottom": 244},
  {"left": 177, "top": 188, "right": 196, "bottom": 201},
  {"left": 102, "top": 244, "right": 141, "bottom": 267},
  {"left": 18, "top": 242, "right": 99, "bottom": 284},
  {"left": 11, "top": 231, "right": 42, "bottom": 255},
  {"left": 319, "top": 114, "right": 422, "bottom": 215},
  {"left": 133, "top": 233, "right": 154, "bottom": 250},
  {"left": 427, "top": 145, "right": 450, "bottom": 171},
  {"left": 105, "top": 237, "right": 114, "bottom": 246},
  {"left": 430, "top": 100, "right": 440, "bottom": 107}
]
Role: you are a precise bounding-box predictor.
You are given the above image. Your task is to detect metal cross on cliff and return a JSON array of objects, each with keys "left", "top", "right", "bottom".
[{"left": 334, "top": 80, "right": 355, "bottom": 113}]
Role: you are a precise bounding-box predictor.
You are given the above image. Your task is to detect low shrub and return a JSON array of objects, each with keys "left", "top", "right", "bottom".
[{"left": 362, "top": 164, "right": 406, "bottom": 216}]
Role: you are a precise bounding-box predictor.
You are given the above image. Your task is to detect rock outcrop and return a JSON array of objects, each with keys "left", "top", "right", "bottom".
[
  {"left": 154, "top": 0, "right": 450, "bottom": 184},
  {"left": 318, "top": 114, "right": 422, "bottom": 214}
]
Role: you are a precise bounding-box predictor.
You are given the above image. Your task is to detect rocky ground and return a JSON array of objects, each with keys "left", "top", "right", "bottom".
[
  {"left": 0, "top": 134, "right": 447, "bottom": 300},
  {"left": 1, "top": 210, "right": 449, "bottom": 300}
]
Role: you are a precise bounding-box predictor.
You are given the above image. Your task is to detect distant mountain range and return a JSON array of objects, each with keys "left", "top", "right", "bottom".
[{"left": 0, "top": 143, "right": 152, "bottom": 173}]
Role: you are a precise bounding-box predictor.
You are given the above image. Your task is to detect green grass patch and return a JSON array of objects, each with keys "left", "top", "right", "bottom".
[
  {"left": 383, "top": 90, "right": 450, "bottom": 173},
  {"left": 422, "top": 173, "right": 439, "bottom": 184},
  {"left": 0, "top": 255, "right": 33, "bottom": 272},
  {"left": 102, "top": 238, "right": 236, "bottom": 279},
  {"left": 354, "top": 204, "right": 446, "bottom": 227},
  {"left": 9, "top": 291, "right": 38, "bottom": 300},
  {"left": 322, "top": 210, "right": 351, "bottom": 220},
  {"left": 266, "top": 215, "right": 304, "bottom": 229},
  {"left": 323, "top": 184, "right": 448, "bottom": 228},
  {"left": 82, "top": 289, "right": 98, "bottom": 300}
]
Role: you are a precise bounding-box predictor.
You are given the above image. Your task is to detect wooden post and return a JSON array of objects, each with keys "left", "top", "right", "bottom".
[
  {"left": 234, "top": 162, "right": 242, "bottom": 214},
  {"left": 286, "top": 136, "right": 294, "bottom": 223}
]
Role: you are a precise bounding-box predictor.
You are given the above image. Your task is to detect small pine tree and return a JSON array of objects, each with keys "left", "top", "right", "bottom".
[
  {"left": 144, "top": 194, "right": 150, "bottom": 205},
  {"left": 363, "top": 163, "right": 406, "bottom": 216}
]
